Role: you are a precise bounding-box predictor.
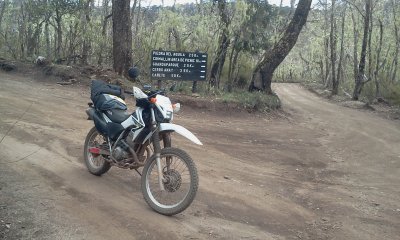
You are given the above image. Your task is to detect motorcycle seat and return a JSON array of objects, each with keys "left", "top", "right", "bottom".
[{"left": 104, "top": 109, "right": 130, "bottom": 124}]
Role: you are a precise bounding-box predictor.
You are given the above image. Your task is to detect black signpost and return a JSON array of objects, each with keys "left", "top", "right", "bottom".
[{"left": 150, "top": 50, "right": 208, "bottom": 81}]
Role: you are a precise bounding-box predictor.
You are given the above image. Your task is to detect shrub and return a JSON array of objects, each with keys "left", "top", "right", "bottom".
[{"left": 220, "top": 90, "right": 281, "bottom": 112}]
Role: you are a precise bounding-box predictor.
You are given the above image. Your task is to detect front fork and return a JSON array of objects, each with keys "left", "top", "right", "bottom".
[
  {"left": 151, "top": 108, "right": 165, "bottom": 191},
  {"left": 163, "top": 131, "right": 172, "bottom": 171}
]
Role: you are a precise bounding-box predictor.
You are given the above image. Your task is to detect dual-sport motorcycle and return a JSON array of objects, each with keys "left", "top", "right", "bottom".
[{"left": 83, "top": 68, "right": 202, "bottom": 215}]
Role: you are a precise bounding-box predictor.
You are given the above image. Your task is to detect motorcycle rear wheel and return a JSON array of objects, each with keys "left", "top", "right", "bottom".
[
  {"left": 141, "top": 147, "right": 198, "bottom": 216},
  {"left": 83, "top": 127, "right": 111, "bottom": 176}
]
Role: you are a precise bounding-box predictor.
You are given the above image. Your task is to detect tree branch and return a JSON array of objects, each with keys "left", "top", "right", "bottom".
[
  {"left": 342, "top": 0, "right": 365, "bottom": 19},
  {"left": 105, "top": 13, "right": 112, "bottom": 20}
]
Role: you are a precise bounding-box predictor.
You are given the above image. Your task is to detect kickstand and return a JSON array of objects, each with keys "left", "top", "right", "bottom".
[{"left": 134, "top": 169, "right": 142, "bottom": 176}]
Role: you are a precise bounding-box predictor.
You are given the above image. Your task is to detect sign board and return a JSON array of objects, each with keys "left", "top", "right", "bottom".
[{"left": 150, "top": 50, "right": 208, "bottom": 81}]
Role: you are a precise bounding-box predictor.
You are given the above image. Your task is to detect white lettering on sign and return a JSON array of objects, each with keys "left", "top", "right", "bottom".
[
  {"left": 152, "top": 62, "right": 179, "bottom": 67},
  {"left": 183, "top": 64, "right": 194, "bottom": 68},
  {"left": 153, "top": 51, "right": 166, "bottom": 56},
  {"left": 152, "top": 73, "right": 166, "bottom": 78},
  {"left": 151, "top": 50, "right": 207, "bottom": 80},
  {"left": 173, "top": 52, "right": 185, "bottom": 57},
  {"left": 171, "top": 74, "right": 181, "bottom": 78}
]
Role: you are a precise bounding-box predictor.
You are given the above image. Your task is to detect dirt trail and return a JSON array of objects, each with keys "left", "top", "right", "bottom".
[{"left": 0, "top": 73, "right": 399, "bottom": 240}]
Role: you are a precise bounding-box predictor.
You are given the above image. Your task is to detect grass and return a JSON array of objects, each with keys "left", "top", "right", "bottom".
[{"left": 167, "top": 81, "right": 281, "bottom": 112}]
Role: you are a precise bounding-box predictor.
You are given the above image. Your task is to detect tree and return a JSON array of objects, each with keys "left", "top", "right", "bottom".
[
  {"left": 391, "top": 0, "right": 399, "bottom": 83},
  {"left": 249, "top": 0, "right": 312, "bottom": 94},
  {"left": 80, "top": 0, "right": 93, "bottom": 65},
  {"left": 336, "top": 2, "right": 347, "bottom": 95},
  {"left": 0, "top": 0, "right": 8, "bottom": 33},
  {"left": 227, "top": 0, "right": 272, "bottom": 92},
  {"left": 112, "top": 0, "right": 132, "bottom": 76},
  {"left": 330, "top": 0, "right": 338, "bottom": 95},
  {"left": 209, "top": 0, "right": 230, "bottom": 88},
  {"left": 50, "top": 0, "right": 79, "bottom": 60},
  {"left": 352, "top": 0, "right": 371, "bottom": 100}
]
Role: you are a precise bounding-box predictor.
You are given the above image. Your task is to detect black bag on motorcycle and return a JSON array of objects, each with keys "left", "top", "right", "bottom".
[{"left": 90, "top": 80, "right": 127, "bottom": 111}]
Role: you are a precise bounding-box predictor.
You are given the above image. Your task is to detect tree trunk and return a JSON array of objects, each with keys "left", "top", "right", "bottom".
[
  {"left": 248, "top": 0, "right": 312, "bottom": 94},
  {"left": 367, "top": 7, "right": 374, "bottom": 79},
  {"left": 227, "top": 35, "right": 238, "bottom": 92},
  {"left": 0, "top": 0, "right": 8, "bottom": 32},
  {"left": 18, "top": 2, "right": 26, "bottom": 60},
  {"left": 353, "top": 0, "right": 371, "bottom": 100},
  {"left": 336, "top": 3, "right": 346, "bottom": 94},
  {"left": 98, "top": 0, "right": 110, "bottom": 65},
  {"left": 290, "top": 0, "right": 295, "bottom": 15},
  {"left": 330, "top": 0, "right": 338, "bottom": 95},
  {"left": 209, "top": 0, "right": 230, "bottom": 88},
  {"left": 227, "top": 47, "right": 241, "bottom": 92},
  {"left": 391, "top": 0, "right": 399, "bottom": 83},
  {"left": 131, "top": 0, "right": 138, "bottom": 24},
  {"left": 27, "top": 22, "right": 43, "bottom": 57},
  {"left": 55, "top": 10, "right": 63, "bottom": 60},
  {"left": 66, "top": 21, "right": 79, "bottom": 65},
  {"left": 45, "top": 20, "right": 51, "bottom": 59},
  {"left": 112, "top": 0, "right": 132, "bottom": 76},
  {"left": 322, "top": 0, "right": 330, "bottom": 87},
  {"left": 374, "top": 19, "right": 383, "bottom": 98},
  {"left": 172, "top": 27, "right": 182, "bottom": 51},
  {"left": 351, "top": 11, "right": 359, "bottom": 85},
  {"left": 81, "top": 0, "right": 93, "bottom": 65}
]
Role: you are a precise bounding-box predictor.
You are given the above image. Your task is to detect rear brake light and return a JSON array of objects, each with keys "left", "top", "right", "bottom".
[{"left": 89, "top": 147, "right": 100, "bottom": 155}]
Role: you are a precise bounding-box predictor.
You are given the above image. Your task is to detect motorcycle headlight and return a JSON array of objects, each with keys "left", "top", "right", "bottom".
[{"left": 166, "top": 111, "right": 173, "bottom": 120}]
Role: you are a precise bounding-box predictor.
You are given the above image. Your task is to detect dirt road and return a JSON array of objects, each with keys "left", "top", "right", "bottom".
[{"left": 1, "top": 72, "right": 399, "bottom": 240}]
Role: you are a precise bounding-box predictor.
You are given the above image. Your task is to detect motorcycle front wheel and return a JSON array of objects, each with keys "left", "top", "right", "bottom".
[{"left": 141, "top": 147, "right": 198, "bottom": 216}]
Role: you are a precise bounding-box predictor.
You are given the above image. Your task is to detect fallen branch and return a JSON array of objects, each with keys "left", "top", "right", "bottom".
[{"left": 57, "top": 79, "right": 77, "bottom": 85}]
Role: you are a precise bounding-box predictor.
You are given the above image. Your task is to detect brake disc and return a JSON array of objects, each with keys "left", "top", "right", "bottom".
[{"left": 163, "top": 169, "right": 182, "bottom": 192}]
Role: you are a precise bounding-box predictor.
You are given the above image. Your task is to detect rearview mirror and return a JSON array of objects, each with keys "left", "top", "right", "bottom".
[
  {"left": 128, "top": 67, "right": 140, "bottom": 80},
  {"left": 143, "top": 84, "right": 152, "bottom": 91}
]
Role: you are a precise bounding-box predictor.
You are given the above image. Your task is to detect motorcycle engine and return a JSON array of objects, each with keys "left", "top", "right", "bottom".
[{"left": 112, "top": 146, "right": 129, "bottom": 161}]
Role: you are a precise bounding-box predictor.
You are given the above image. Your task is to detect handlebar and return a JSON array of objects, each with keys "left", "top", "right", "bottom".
[
  {"left": 147, "top": 90, "right": 165, "bottom": 98},
  {"left": 124, "top": 89, "right": 165, "bottom": 98}
]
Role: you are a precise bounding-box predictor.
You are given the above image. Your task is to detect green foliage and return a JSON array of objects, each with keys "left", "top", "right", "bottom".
[
  {"left": 220, "top": 90, "right": 281, "bottom": 111},
  {"left": 274, "top": 0, "right": 400, "bottom": 106},
  {"left": 387, "top": 85, "right": 400, "bottom": 105},
  {"left": 238, "top": 0, "right": 273, "bottom": 54},
  {"left": 1, "top": 0, "right": 399, "bottom": 107}
]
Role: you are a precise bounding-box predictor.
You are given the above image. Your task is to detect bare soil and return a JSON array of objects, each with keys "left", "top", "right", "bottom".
[{"left": 0, "top": 72, "right": 399, "bottom": 240}]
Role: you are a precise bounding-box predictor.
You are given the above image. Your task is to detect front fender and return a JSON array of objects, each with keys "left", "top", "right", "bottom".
[{"left": 159, "top": 123, "right": 203, "bottom": 145}]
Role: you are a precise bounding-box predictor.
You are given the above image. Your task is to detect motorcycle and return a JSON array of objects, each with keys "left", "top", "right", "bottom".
[{"left": 83, "top": 68, "right": 202, "bottom": 215}]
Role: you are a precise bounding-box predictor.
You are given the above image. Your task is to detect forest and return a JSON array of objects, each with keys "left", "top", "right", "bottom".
[{"left": 0, "top": 0, "right": 400, "bottom": 106}]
